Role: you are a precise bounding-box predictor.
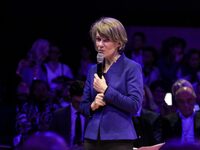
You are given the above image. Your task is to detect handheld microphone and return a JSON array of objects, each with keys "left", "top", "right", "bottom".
[{"left": 97, "top": 52, "right": 104, "bottom": 79}]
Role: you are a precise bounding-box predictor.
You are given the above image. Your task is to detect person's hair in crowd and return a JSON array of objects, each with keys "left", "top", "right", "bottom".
[{"left": 18, "top": 131, "right": 70, "bottom": 150}]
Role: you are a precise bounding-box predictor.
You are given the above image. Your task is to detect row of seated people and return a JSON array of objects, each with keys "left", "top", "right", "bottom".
[
  {"left": 16, "top": 38, "right": 94, "bottom": 90},
  {"left": 14, "top": 37, "right": 200, "bottom": 119},
  {"left": 125, "top": 32, "right": 200, "bottom": 89},
  {"left": 10, "top": 78, "right": 200, "bottom": 150},
  {"left": 135, "top": 78, "right": 200, "bottom": 150},
  {"left": 16, "top": 36, "right": 200, "bottom": 97}
]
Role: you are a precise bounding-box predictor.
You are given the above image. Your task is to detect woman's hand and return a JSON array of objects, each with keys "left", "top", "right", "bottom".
[
  {"left": 91, "top": 93, "right": 106, "bottom": 111},
  {"left": 93, "top": 73, "right": 108, "bottom": 93}
]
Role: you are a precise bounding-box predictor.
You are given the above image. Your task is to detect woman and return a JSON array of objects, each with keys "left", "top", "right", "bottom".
[
  {"left": 16, "top": 38, "right": 50, "bottom": 86},
  {"left": 80, "top": 17, "right": 143, "bottom": 150},
  {"left": 44, "top": 45, "right": 74, "bottom": 91}
]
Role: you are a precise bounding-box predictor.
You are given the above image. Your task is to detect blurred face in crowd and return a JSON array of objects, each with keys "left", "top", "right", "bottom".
[
  {"left": 143, "top": 50, "right": 154, "bottom": 65},
  {"left": 133, "top": 35, "right": 145, "bottom": 50},
  {"left": 33, "top": 82, "right": 49, "bottom": 101},
  {"left": 72, "top": 95, "right": 82, "bottom": 111},
  {"left": 48, "top": 46, "right": 61, "bottom": 61},
  {"left": 153, "top": 86, "right": 166, "bottom": 105},
  {"left": 189, "top": 53, "right": 200, "bottom": 69},
  {"left": 16, "top": 82, "right": 29, "bottom": 103},
  {"left": 39, "top": 45, "right": 50, "bottom": 61},
  {"left": 175, "top": 90, "right": 196, "bottom": 118},
  {"left": 31, "top": 39, "right": 50, "bottom": 62},
  {"left": 170, "top": 45, "right": 184, "bottom": 63}
]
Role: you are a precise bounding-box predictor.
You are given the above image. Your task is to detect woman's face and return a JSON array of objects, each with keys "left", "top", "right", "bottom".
[
  {"left": 36, "top": 43, "right": 50, "bottom": 61},
  {"left": 189, "top": 53, "right": 200, "bottom": 69},
  {"left": 95, "top": 32, "right": 120, "bottom": 59}
]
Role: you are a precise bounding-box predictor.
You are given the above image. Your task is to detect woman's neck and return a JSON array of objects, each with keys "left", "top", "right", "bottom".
[
  {"left": 105, "top": 53, "right": 121, "bottom": 65},
  {"left": 104, "top": 53, "right": 121, "bottom": 73}
]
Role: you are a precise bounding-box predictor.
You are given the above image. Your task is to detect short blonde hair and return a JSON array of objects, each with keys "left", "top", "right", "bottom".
[{"left": 90, "top": 17, "right": 128, "bottom": 53}]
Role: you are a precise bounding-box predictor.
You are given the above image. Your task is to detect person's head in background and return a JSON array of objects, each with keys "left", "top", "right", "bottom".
[
  {"left": 161, "top": 36, "right": 186, "bottom": 63},
  {"left": 52, "top": 76, "right": 72, "bottom": 97},
  {"left": 150, "top": 79, "right": 168, "bottom": 106},
  {"left": 16, "top": 81, "right": 30, "bottom": 106},
  {"left": 69, "top": 80, "right": 85, "bottom": 111},
  {"left": 186, "top": 48, "right": 200, "bottom": 71},
  {"left": 172, "top": 79, "right": 196, "bottom": 118},
  {"left": 29, "top": 79, "right": 50, "bottom": 103},
  {"left": 28, "top": 38, "right": 50, "bottom": 63},
  {"left": 141, "top": 84, "right": 155, "bottom": 111},
  {"left": 47, "top": 45, "right": 61, "bottom": 62},
  {"left": 193, "top": 81, "right": 200, "bottom": 107},
  {"left": 142, "top": 46, "right": 158, "bottom": 67},
  {"left": 182, "top": 48, "right": 200, "bottom": 83},
  {"left": 18, "top": 131, "right": 69, "bottom": 150},
  {"left": 90, "top": 17, "right": 128, "bottom": 56},
  {"left": 132, "top": 32, "right": 146, "bottom": 52}
]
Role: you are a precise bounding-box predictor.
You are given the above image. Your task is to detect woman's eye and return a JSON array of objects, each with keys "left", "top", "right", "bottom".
[
  {"left": 96, "top": 37, "right": 101, "bottom": 42},
  {"left": 103, "top": 38, "right": 110, "bottom": 42}
]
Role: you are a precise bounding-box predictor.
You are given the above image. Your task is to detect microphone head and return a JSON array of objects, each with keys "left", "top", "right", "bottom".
[{"left": 97, "top": 52, "right": 104, "bottom": 63}]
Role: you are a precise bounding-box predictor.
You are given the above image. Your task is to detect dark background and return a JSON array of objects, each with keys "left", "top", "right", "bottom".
[
  {"left": 2, "top": 0, "right": 200, "bottom": 94},
  {"left": 1, "top": 0, "right": 200, "bottom": 145}
]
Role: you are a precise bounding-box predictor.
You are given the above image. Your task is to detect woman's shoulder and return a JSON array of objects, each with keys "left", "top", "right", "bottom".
[
  {"left": 123, "top": 54, "right": 142, "bottom": 67},
  {"left": 85, "top": 64, "right": 97, "bottom": 77}
]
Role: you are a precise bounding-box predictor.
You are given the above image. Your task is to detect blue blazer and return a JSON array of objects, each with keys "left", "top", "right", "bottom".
[{"left": 80, "top": 53, "right": 143, "bottom": 140}]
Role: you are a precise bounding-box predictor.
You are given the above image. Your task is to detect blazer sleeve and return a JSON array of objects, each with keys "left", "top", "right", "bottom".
[
  {"left": 104, "top": 62, "right": 143, "bottom": 114},
  {"left": 79, "top": 66, "right": 94, "bottom": 117}
]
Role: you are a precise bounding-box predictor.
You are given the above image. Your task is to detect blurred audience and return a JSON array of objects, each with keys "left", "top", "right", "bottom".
[
  {"left": 126, "top": 32, "right": 147, "bottom": 65},
  {"left": 49, "top": 80, "right": 86, "bottom": 150},
  {"left": 158, "top": 36, "right": 187, "bottom": 89},
  {"left": 132, "top": 85, "right": 162, "bottom": 148},
  {"left": 142, "top": 46, "right": 160, "bottom": 86},
  {"left": 76, "top": 46, "right": 95, "bottom": 81},
  {"left": 177, "top": 48, "right": 200, "bottom": 84},
  {"left": 18, "top": 131, "right": 69, "bottom": 150},
  {"left": 44, "top": 44, "right": 74, "bottom": 91},
  {"left": 149, "top": 80, "right": 176, "bottom": 116},
  {"left": 16, "top": 38, "right": 50, "bottom": 86},
  {"left": 162, "top": 79, "right": 200, "bottom": 143},
  {"left": 2, "top": 32, "right": 200, "bottom": 150},
  {"left": 14, "top": 80, "right": 59, "bottom": 148}
]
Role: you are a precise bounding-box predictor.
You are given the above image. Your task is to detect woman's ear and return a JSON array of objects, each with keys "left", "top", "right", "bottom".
[{"left": 118, "top": 42, "right": 122, "bottom": 50}]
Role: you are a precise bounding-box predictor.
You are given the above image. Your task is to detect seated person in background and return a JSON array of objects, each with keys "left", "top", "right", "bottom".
[
  {"left": 14, "top": 80, "right": 59, "bottom": 148},
  {"left": 162, "top": 79, "right": 200, "bottom": 143},
  {"left": 44, "top": 45, "right": 74, "bottom": 91},
  {"left": 133, "top": 85, "right": 162, "bottom": 148},
  {"left": 49, "top": 80, "right": 86, "bottom": 150},
  {"left": 136, "top": 78, "right": 200, "bottom": 150},
  {"left": 15, "top": 82, "right": 30, "bottom": 112},
  {"left": 51, "top": 76, "right": 73, "bottom": 108},
  {"left": 18, "top": 131, "right": 69, "bottom": 150},
  {"left": 16, "top": 38, "right": 50, "bottom": 86},
  {"left": 149, "top": 80, "right": 176, "bottom": 116}
]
